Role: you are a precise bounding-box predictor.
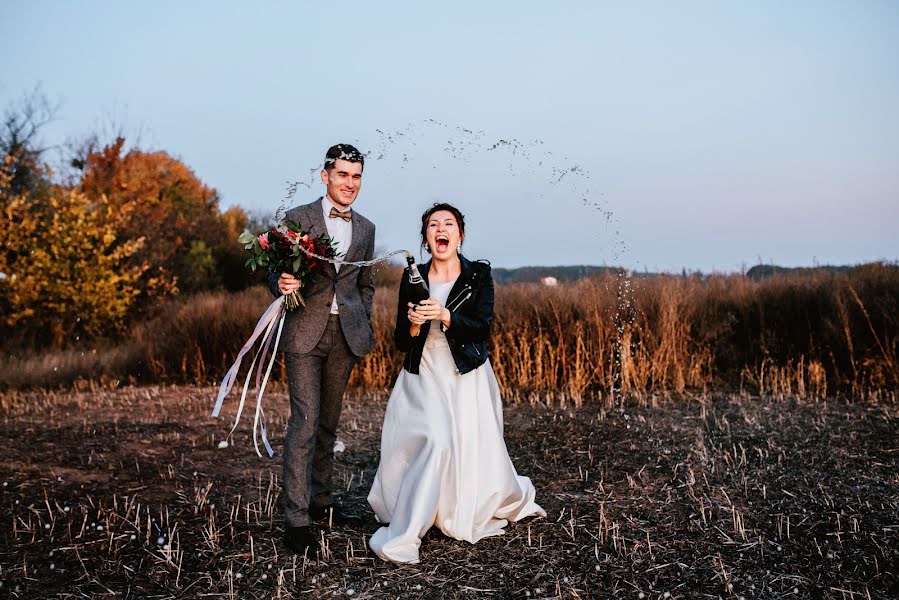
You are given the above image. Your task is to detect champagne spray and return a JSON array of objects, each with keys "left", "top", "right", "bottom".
[{"left": 291, "top": 245, "right": 430, "bottom": 306}]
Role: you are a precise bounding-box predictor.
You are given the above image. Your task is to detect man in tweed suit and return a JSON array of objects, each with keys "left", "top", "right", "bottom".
[{"left": 268, "top": 144, "right": 376, "bottom": 557}]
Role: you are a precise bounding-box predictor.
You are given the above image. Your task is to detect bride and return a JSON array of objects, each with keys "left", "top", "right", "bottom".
[{"left": 367, "top": 202, "right": 545, "bottom": 563}]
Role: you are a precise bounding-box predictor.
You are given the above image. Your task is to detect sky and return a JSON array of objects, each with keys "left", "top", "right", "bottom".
[{"left": 3, "top": 1, "right": 898, "bottom": 272}]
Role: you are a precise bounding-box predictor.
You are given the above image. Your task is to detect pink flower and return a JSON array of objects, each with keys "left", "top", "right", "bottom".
[{"left": 258, "top": 233, "right": 270, "bottom": 250}]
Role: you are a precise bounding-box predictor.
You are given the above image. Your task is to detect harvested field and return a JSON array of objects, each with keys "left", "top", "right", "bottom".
[{"left": 1, "top": 387, "right": 897, "bottom": 599}]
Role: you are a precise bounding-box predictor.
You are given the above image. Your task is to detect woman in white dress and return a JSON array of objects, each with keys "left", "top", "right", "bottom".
[{"left": 367, "top": 202, "right": 545, "bottom": 563}]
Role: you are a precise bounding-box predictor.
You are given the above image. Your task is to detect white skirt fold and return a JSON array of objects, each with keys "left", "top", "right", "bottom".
[{"left": 368, "top": 339, "right": 545, "bottom": 563}]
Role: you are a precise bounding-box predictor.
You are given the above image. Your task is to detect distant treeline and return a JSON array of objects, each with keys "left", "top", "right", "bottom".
[{"left": 491, "top": 263, "right": 890, "bottom": 284}]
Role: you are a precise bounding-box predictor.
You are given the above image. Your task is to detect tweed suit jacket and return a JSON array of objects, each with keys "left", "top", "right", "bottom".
[{"left": 267, "top": 198, "right": 376, "bottom": 357}]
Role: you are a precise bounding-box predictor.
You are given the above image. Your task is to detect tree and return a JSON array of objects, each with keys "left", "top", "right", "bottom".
[
  {"left": 0, "top": 104, "right": 256, "bottom": 349},
  {"left": 219, "top": 205, "right": 253, "bottom": 291},
  {"left": 0, "top": 158, "right": 150, "bottom": 348},
  {"left": 0, "top": 86, "right": 57, "bottom": 198},
  {"left": 79, "top": 137, "right": 249, "bottom": 295}
]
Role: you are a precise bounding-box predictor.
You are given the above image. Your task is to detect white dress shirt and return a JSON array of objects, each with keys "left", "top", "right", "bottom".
[{"left": 322, "top": 196, "right": 353, "bottom": 314}]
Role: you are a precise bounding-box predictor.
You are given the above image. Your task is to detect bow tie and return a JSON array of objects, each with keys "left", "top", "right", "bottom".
[{"left": 329, "top": 207, "right": 352, "bottom": 222}]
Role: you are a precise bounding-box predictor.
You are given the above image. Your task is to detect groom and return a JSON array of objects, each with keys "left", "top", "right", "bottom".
[{"left": 268, "top": 143, "right": 376, "bottom": 557}]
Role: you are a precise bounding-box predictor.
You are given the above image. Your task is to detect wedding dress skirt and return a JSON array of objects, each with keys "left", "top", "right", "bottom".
[{"left": 367, "top": 333, "right": 545, "bottom": 563}]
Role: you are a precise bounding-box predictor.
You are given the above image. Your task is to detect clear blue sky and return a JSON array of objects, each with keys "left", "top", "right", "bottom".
[{"left": 3, "top": 1, "right": 898, "bottom": 271}]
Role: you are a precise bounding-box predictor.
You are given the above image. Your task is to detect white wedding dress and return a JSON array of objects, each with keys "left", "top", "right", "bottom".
[{"left": 367, "top": 279, "right": 546, "bottom": 563}]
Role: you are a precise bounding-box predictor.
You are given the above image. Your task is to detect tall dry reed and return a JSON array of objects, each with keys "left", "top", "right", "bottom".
[{"left": 2, "top": 263, "right": 897, "bottom": 401}]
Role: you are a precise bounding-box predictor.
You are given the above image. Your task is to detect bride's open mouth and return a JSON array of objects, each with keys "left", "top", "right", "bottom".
[{"left": 435, "top": 235, "right": 449, "bottom": 252}]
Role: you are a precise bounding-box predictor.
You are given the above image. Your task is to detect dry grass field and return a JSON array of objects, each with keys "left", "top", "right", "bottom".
[
  {"left": 1, "top": 264, "right": 897, "bottom": 598},
  {"left": 3, "top": 264, "right": 897, "bottom": 401},
  {"left": 1, "top": 386, "right": 897, "bottom": 599}
]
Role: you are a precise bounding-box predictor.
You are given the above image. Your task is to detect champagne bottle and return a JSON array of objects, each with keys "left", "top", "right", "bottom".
[{"left": 403, "top": 252, "right": 430, "bottom": 307}]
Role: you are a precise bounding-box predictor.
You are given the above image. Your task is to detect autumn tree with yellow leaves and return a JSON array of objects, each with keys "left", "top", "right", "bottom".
[
  {"left": 0, "top": 158, "right": 152, "bottom": 347},
  {"left": 1, "top": 118, "right": 250, "bottom": 349},
  {"left": 79, "top": 137, "right": 249, "bottom": 297}
]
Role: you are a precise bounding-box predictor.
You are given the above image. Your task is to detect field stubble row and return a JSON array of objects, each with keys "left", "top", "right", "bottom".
[{"left": 0, "top": 386, "right": 896, "bottom": 598}]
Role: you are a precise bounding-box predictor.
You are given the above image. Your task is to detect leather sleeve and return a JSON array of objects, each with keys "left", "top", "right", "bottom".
[{"left": 444, "top": 267, "right": 494, "bottom": 344}]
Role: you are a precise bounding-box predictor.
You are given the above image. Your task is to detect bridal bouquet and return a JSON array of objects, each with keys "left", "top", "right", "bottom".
[
  {"left": 214, "top": 220, "right": 338, "bottom": 457},
  {"left": 238, "top": 220, "right": 338, "bottom": 310}
]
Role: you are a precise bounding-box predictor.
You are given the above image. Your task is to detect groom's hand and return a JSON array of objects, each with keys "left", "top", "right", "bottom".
[{"left": 278, "top": 273, "right": 300, "bottom": 295}]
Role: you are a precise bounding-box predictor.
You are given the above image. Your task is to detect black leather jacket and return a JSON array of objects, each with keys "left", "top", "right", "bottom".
[{"left": 394, "top": 255, "right": 493, "bottom": 375}]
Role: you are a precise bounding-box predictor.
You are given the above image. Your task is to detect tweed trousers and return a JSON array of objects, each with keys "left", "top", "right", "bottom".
[{"left": 283, "top": 314, "right": 357, "bottom": 527}]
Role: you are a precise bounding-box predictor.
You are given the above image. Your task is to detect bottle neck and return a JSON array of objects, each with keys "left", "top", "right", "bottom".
[{"left": 407, "top": 259, "right": 428, "bottom": 291}]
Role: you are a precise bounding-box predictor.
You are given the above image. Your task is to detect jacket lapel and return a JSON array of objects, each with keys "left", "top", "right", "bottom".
[
  {"left": 444, "top": 255, "right": 474, "bottom": 306},
  {"left": 421, "top": 259, "right": 432, "bottom": 288},
  {"left": 303, "top": 197, "right": 327, "bottom": 236},
  {"left": 302, "top": 198, "right": 337, "bottom": 278},
  {"left": 424, "top": 256, "right": 473, "bottom": 306},
  {"left": 343, "top": 210, "right": 363, "bottom": 263}
]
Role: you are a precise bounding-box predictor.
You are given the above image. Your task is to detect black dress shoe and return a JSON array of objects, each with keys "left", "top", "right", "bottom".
[
  {"left": 309, "top": 504, "right": 363, "bottom": 527},
  {"left": 284, "top": 525, "right": 319, "bottom": 557}
]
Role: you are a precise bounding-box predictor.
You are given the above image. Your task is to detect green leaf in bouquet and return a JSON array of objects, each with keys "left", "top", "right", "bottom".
[
  {"left": 293, "top": 257, "right": 302, "bottom": 273},
  {"left": 238, "top": 231, "right": 255, "bottom": 244}
]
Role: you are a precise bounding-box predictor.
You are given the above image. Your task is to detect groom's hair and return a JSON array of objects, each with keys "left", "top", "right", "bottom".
[{"left": 324, "top": 144, "right": 365, "bottom": 172}]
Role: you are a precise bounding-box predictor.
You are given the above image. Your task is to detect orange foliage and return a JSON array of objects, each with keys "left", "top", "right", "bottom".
[
  {"left": 0, "top": 157, "right": 151, "bottom": 347},
  {"left": 80, "top": 138, "right": 247, "bottom": 295},
  {"left": 1, "top": 137, "right": 253, "bottom": 349}
]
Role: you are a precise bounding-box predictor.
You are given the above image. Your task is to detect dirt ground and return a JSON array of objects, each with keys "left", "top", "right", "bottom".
[{"left": 1, "top": 386, "right": 897, "bottom": 599}]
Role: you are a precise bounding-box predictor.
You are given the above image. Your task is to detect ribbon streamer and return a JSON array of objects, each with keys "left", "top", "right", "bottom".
[
  {"left": 212, "top": 295, "right": 285, "bottom": 457},
  {"left": 212, "top": 246, "right": 414, "bottom": 456}
]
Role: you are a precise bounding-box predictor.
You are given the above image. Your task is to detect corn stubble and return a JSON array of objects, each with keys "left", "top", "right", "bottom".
[{"left": 0, "top": 386, "right": 896, "bottom": 598}]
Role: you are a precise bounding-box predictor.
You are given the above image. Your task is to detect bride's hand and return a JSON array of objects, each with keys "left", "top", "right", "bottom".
[
  {"left": 417, "top": 299, "right": 451, "bottom": 325},
  {"left": 407, "top": 302, "right": 427, "bottom": 326}
]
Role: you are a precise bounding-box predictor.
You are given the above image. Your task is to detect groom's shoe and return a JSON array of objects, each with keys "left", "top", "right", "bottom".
[
  {"left": 284, "top": 525, "right": 319, "bottom": 558},
  {"left": 309, "top": 504, "right": 363, "bottom": 527}
]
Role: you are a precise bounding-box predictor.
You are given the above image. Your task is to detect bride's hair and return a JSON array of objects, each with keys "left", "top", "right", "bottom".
[{"left": 420, "top": 202, "right": 466, "bottom": 254}]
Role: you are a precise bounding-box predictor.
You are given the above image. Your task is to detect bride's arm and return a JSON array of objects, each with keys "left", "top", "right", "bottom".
[{"left": 442, "top": 269, "right": 494, "bottom": 343}]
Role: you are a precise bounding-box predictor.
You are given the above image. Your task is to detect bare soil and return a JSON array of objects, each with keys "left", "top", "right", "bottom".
[{"left": 1, "top": 387, "right": 897, "bottom": 599}]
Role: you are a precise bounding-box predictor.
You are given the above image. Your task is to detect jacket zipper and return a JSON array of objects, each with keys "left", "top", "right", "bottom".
[
  {"left": 446, "top": 285, "right": 472, "bottom": 310},
  {"left": 448, "top": 288, "right": 473, "bottom": 311}
]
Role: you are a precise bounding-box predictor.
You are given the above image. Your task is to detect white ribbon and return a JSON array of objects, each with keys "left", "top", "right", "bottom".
[{"left": 212, "top": 295, "right": 286, "bottom": 457}]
